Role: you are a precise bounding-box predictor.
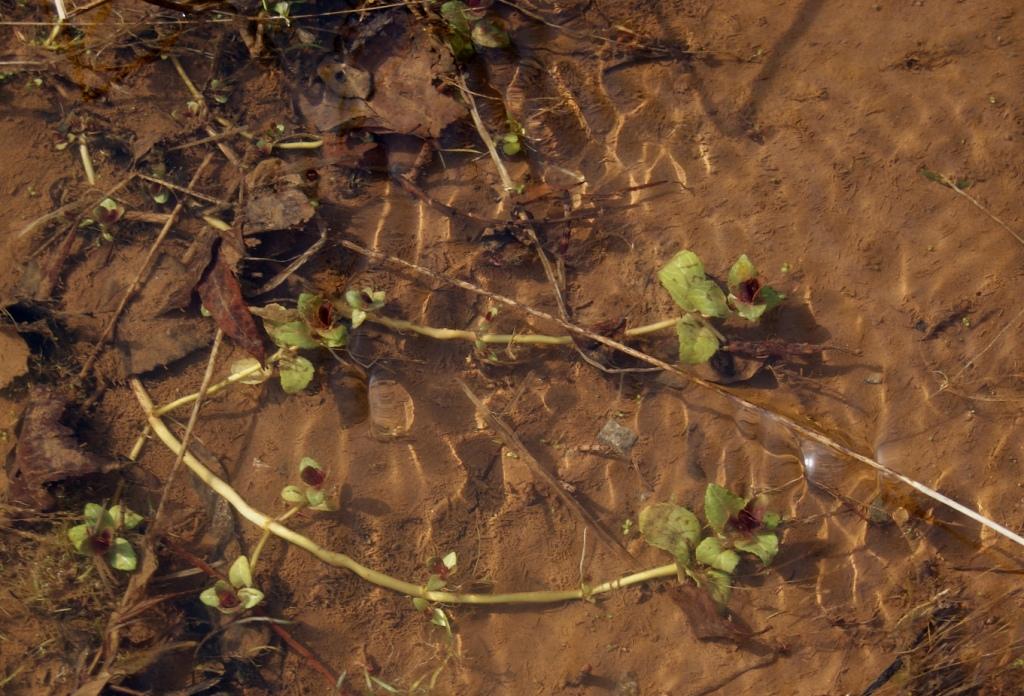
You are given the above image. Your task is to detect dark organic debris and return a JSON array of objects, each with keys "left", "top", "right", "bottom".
[
  {"left": 243, "top": 158, "right": 316, "bottom": 234},
  {"left": 4, "top": 388, "right": 116, "bottom": 510},
  {"left": 297, "top": 13, "right": 466, "bottom": 138},
  {"left": 196, "top": 246, "right": 266, "bottom": 363}
]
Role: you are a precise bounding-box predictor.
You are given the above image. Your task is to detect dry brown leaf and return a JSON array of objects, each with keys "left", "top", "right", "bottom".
[
  {"left": 4, "top": 387, "right": 116, "bottom": 510},
  {"left": 196, "top": 247, "right": 266, "bottom": 363}
]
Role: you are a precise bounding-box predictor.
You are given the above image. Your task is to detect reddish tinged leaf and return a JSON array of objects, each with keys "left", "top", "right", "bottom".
[
  {"left": 4, "top": 388, "right": 115, "bottom": 511},
  {"left": 197, "top": 249, "right": 266, "bottom": 363}
]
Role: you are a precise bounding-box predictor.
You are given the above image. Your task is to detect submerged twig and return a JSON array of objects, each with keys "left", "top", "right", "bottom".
[
  {"left": 149, "top": 329, "right": 223, "bottom": 536},
  {"left": 457, "top": 379, "right": 633, "bottom": 562},
  {"left": 337, "top": 238, "right": 1024, "bottom": 550},
  {"left": 456, "top": 73, "right": 516, "bottom": 197}
]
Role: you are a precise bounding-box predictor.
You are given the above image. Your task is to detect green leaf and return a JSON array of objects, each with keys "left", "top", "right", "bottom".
[
  {"left": 299, "top": 456, "right": 321, "bottom": 474},
  {"left": 731, "top": 299, "right": 768, "bottom": 321},
  {"left": 199, "top": 584, "right": 224, "bottom": 608},
  {"left": 84, "top": 503, "right": 112, "bottom": 529},
  {"left": 430, "top": 607, "right": 452, "bottom": 634},
  {"left": 727, "top": 254, "right": 757, "bottom": 290},
  {"left": 638, "top": 503, "right": 701, "bottom": 567},
  {"left": 351, "top": 308, "right": 367, "bottom": 329},
  {"left": 109, "top": 505, "right": 143, "bottom": 530},
  {"left": 758, "top": 285, "right": 784, "bottom": 310},
  {"left": 279, "top": 355, "right": 314, "bottom": 393},
  {"left": 281, "top": 485, "right": 305, "bottom": 505},
  {"left": 441, "top": 551, "right": 457, "bottom": 572},
  {"left": 108, "top": 538, "right": 137, "bottom": 571},
  {"left": 471, "top": 18, "right": 510, "bottom": 48},
  {"left": 657, "top": 250, "right": 727, "bottom": 318},
  {"left": 762, "top": 511, "right": 781, "bottom": 530},
  {"left": 501, "top": 133, "right": 521, "bottom": 156},
  {"left": 229, "top": 555, "right": 253, "bottom": 588},
  {"left": 268, "top": 320, "right": 318, "bottom": 349},
  {"left": 440, "top": 1, "right": 472, "bottom": 35},
  {"left": 68, "top": 524, "right": 91, "bottom": 554},
  {"left": 305, "top": 488, "right": 326, "bottom": 508},
  {"left": 446, "top": 31, "right": 475, "bottom": 59},
  {"left": 695, "top": 537, "right": 740, "bottom": 574},
  {"left": 317, "top": 323, "right": 348, "bottom": 348},
  {"left": 704, "top": 484, "right": 747, "bottom": 535},
  {"left": 231, "top": 357, "right": 273, "bottom": 385},
  {"left": 296, "top": 292, "right": 319, "bottom": 318},
  {"left": 734, "top": 531, "right": 779, "bottom": 565},
  {"left": 237, "top": 587, "right": 264, "bottom": 610},
  {"left": 425, "top": 574, "right": 446, "bottom": 592},
  {"left": 675, "top": 316, "right": 719, "bottom": 364},
  {"left": 705, "top": 569, "right": 732, "bottom": 605},
  {"left": 412, "top": 597, "right": 429, "bottom": 613}
]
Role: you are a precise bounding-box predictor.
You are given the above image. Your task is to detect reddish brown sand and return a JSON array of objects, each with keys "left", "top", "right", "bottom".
[{"left": 1, "top": 1, "right": 1023, "bottom": 694}]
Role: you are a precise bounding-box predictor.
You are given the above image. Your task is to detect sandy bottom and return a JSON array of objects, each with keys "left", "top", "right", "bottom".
[{"left": 1, "top": 1, "right": 1023, "bottom": 694}]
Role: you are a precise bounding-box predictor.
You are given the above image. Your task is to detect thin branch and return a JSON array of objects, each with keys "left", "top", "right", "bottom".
[
  {"left": 457, "top": 378, "right": 633, "bottom": 562},
  {"left": 149, "top": 329, "right": 223, "bottom": 536}
]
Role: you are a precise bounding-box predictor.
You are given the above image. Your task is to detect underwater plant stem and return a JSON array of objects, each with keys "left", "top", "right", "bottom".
[
  {"left": 78, "top": 137, "right": 96, "bottom": 185},
  {"left": 132, "top": 380, "right": 684, "bottom": 605},
  {"left": 250, "top": 505, "right": 301, "bottom": 574},
  {"left": 127, "top": 347, "right": 293, "bottom": 461},
  {"left": 153, "top": 347, "right": 290, "bottom": 416},
  {"left": 334, "top": 302, "right": 679, "bottom": 346},
  {"left": 150, "top": 329, "right": 223, "bottom": 537}
]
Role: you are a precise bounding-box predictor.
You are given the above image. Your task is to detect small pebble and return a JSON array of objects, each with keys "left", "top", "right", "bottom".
[
  {"left": 865, "top": 373, "right": 884, "bottom": 385},
  {"left": 597, "top": 418, "right": 638, "bottom": 457}
]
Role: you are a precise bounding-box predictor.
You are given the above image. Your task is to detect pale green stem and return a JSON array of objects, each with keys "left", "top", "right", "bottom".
[
  {"left": 250, "top": 505, "right": 302, "bottom": 575},
  {"left": 131, "top": 379, "right": 681, "bottom": 605},
  {"left": 128, "top": 347, "right": 293, "bottom": 460},
  {"left": 273, "top": 139, "right": 323, "bottom": 150},
  {"left": 334, "top": 303, "right": 679, "bottom": 347}
]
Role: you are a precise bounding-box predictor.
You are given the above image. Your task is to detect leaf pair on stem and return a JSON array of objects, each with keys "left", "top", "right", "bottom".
[{"left": 639, "top": 484, "right": 781, "bottom": 605}]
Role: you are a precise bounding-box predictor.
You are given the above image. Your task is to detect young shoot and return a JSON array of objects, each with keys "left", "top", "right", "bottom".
[
  {"left": 657, "top": 250, "right": 785, "bottom": 364},
  {"left": 344, "top": 287, "right": 386, "bottom": 329},
  {"left": 412, "top": 551, "right": 458, "bottom": 636},
  {"left": 439, "top": 1, "right": 510, "bottom": 57},
  {"left": 200, "top": 555, "right": 264, "bottom": 615},
  {"left": 280, "top": 456, "right": 336, "bottom": 511},
  {"left": 68, "top": 503, "right": 143, "bottom": 572},
  {"left": 638, "top": 484, "right": 781, "bottom": 606},
  {"left": 251, "top": 292, "right": 349, "bottom": 393}
]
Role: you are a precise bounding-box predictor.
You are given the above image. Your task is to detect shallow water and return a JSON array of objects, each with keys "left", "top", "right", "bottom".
[{"left": 1, "top": 1, "right": 1023, "bottom": 694}]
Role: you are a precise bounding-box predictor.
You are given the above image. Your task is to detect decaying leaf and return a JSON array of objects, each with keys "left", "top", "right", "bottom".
[
  {"left": 242, "top": 158, "right": 316, "bottom": 234},
  {"left": 196, "top": 247, "right": 266, "bottom": 363},
  {"left": 4, "top": 388, "right": 116, "bottom": 510}
]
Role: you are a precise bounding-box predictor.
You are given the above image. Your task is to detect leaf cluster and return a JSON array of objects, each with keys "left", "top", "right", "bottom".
[
  {"left": 250, "top": 292, "right": 351, "bottom": 393},
  {"left": 439, "top": 1, "right": 511, "bottom": 57},
  {"left": 412, "top": 551, "right": 458, "bottom": 636},
  {"left": 657, "top": 251, "right": 784, "bottom": 364},
  {"left": 280, "top": 456, "right": 335, "bottom": 511},
  {"left": 639, "top": 484, "right": 781, "bottom": 605},
  {"left": 200, "top": 555, "right": 264, "bottom": 615},
  {"left": 67, "top": 503, "right": 143, "bottom": 572}
]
